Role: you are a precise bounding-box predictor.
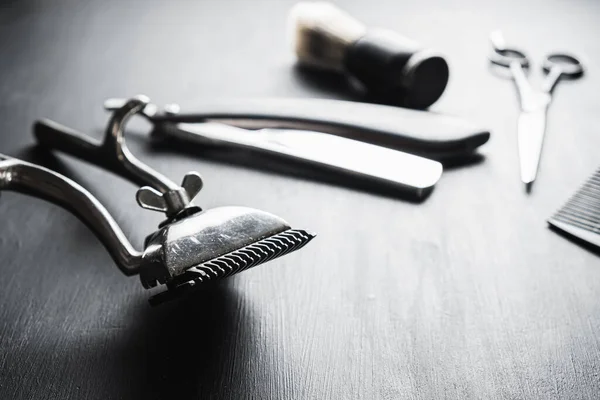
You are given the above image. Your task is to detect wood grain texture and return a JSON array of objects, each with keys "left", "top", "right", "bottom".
[{"left": 1, "top": 0, "right": 600, "bottom": 398}]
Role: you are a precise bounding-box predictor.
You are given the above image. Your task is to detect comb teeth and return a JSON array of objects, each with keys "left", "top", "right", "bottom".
[
  {"left": 149, "top": 229, "right": 315, "bottom": 305},
  {"left": 549, "top": 168, "right": 600, "bottom": 247}
]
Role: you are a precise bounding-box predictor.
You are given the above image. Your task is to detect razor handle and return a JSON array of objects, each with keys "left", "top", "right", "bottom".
[{"left": 151, "top": 97, "right": 490, "bottom": 160}]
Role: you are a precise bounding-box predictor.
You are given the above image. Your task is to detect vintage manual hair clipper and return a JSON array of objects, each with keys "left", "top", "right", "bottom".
[{"left": 0, "top": 96, "right": 314, "bottom": 305}]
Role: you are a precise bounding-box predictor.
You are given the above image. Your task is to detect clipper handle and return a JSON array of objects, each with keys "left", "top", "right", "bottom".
[
  {"left": 33, "top": 119, "right": 161, "bottom": 189},
  {"left": 34, "top": 119, "right": 109, "bottom": 173},
  {"left": 34, "top": 96, "right": 203, "bottom": 219},
  {"left": 34, "top": 96, "right": 179, "bottom": 192},
  {"left": 0, "top": 155, "right": 143, "bottom": 275}
]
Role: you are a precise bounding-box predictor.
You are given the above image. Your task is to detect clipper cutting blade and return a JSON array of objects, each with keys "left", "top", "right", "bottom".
[{"left": 150, "top": 228, "right": 314, "bottom": 305}]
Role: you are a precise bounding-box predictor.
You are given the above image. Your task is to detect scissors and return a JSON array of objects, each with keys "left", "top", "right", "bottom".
[{"left": 489, "top": 30, "right": 584, "bottom": 188}]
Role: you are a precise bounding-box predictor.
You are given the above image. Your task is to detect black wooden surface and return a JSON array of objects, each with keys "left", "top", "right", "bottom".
[{"left": 1, "top": 0, "right": 600, "bottom": 398}]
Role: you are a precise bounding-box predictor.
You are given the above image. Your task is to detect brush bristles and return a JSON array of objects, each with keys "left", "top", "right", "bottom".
[
  {"left": 149, "top": 229, "right": 315, "bottom": 305},
  {"left": 288, "top": 1, "right": 366, "bottom": 71}
]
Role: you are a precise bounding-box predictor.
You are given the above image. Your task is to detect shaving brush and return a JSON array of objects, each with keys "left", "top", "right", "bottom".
[{"left": 288, "top": 2, "right": 449, "bottom": 109}]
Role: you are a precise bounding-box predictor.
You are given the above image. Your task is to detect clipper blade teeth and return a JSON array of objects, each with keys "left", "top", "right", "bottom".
[{"left": 149, "top": 229, "right": 315, "bottom": 306}]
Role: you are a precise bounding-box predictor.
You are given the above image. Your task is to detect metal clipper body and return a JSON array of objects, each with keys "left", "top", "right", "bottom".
[{"left": 0, "top": 95, "right": 314, "bottom": 305}]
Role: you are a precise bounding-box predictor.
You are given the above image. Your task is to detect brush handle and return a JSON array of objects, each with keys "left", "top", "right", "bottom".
[
  {"left": 151, "top": 98, "right": 489, "bottom": 160},
  {"left": 344, "top": 30, "right": 449, "bottom": 109}
]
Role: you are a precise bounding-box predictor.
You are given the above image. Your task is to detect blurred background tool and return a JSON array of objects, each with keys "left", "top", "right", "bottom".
[
  {"left": 105, "top": 97, "right": 445, "bottom": 199},
  {"left": 548, "top": 167, "right": 600, "bottom": 250},
  {"left": 289, "top": 1, "right": 449, "bottom": 109},
  {"left": 489, "top": 30, "right": 584, "bottom": 190}
]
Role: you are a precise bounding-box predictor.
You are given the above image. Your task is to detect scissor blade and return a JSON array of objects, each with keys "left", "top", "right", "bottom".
[{"left": 518, "top": 108, "right": 547, "bottom": 184}]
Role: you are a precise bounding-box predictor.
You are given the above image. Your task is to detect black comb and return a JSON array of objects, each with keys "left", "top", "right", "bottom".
[{"left": 548, "top": 167, "right": 600, "bottom": 248}]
